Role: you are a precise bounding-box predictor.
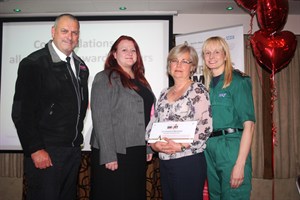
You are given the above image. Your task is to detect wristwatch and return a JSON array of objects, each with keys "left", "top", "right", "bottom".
[{"left": 179, "top": 143, "right": 186, "bottom": 152}]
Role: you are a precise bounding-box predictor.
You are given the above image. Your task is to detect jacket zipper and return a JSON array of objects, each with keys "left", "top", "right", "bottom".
[{"left": 66, "top": 62, "right": 81, "bottom": 147}]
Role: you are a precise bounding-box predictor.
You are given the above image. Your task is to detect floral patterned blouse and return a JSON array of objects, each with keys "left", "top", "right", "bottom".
[{"left": 146, "top": 82, "right": 212, "bottom": 160}]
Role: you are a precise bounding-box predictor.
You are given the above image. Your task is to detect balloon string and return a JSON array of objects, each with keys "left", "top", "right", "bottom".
[
  {"left": 246, "top": 14, "right": 254, "bottom": 49},
  {"left": 248, "top": 13, "right": 254, "bottom": 35},
  {"left": 270, "top": 71, "right": 278, "bottom": 146},
  {"left": 270, "top": 71, "right": 277, "bottom": 200}
]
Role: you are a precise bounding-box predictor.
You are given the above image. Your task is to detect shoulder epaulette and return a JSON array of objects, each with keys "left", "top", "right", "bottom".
[{"left": 234, "top": 69, "right": 250, "bottom": 77}]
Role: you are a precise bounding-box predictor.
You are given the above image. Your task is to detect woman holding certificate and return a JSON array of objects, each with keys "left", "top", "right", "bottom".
[
  {"left": 146, "top": 43, "right": 212, "bottom": 200},
  {"left": 202, "top": 36, "right": 255, "bottom": 200}
]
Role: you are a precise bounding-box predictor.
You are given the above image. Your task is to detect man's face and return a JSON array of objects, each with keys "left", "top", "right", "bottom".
[{"left": 51, "top": 16, "right": 79, "bottom": 56}]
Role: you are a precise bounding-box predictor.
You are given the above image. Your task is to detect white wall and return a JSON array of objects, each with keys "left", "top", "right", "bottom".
[{"left": 173, "top": 14, "right": 300, "bottom": 35}]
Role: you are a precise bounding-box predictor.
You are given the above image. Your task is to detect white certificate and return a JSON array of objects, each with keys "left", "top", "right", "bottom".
[{"left": 148, "top": 121, "right": 197, "bottom": 143}]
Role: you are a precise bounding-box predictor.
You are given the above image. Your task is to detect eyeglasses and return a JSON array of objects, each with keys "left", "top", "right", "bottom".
[{"left": 169, "top": 59, "right": 192, "bottom": 67}]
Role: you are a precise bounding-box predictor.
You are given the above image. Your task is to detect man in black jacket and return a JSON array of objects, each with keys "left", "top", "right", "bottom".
[{"left": 11, "top": 13, "right": 89, "bottom": 200}]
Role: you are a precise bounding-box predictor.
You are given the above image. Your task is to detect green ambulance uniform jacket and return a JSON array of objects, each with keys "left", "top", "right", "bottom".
[{"left": 209, "top": 70, "right": 256, "bottom": 131}]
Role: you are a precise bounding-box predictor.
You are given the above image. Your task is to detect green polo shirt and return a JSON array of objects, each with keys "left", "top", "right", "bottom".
[{"left": 209, "top": 70, "right": 256, "bottom": 131}]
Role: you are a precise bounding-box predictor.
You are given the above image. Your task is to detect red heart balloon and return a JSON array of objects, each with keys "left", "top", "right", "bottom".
[
  {"left": 256, "top": 0, "right": 288, "bottom": 33},
  {"left": 250, "top": 30, "right": 297, "bottom": 73},
  {"left": 234, "top": 0, "right": 257, "bottom": 15}
]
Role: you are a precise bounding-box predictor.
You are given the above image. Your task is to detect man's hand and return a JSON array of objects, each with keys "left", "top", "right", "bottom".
[
  {"left": 31, "top": 149, "right": 53, "bottom": 169},
  {"left": 105, "top": 161, "right": 118, "bottom": 171}
]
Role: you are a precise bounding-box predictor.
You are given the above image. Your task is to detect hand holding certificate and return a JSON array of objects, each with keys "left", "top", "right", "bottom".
[{"left": 148, "top": 121, "right": 197, "bottom": 143}]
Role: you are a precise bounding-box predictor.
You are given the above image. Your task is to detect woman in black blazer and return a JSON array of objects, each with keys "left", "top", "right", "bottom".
[{"left": 90, "top": 35, "right": 155, "bottom": 200}]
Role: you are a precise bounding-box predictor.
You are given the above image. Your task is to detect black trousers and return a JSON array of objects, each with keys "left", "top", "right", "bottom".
[
  {"left": 159, "top": 153, "right": 207, "bottom": 200},
  {"left": 90, "top": 146, "right": 147, "bottom": 200},
  {"left": 24, "top": 146, "right": 81, "bottom": 200}
]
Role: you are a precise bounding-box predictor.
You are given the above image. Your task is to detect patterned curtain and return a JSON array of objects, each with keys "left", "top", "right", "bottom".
[{"left": 75, "top": 152, "right": 163, "bottom": 199}]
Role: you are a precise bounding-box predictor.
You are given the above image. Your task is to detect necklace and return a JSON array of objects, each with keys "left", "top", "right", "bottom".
[{"left": 170, "top": 80, "right": 192, "bottom": 95}]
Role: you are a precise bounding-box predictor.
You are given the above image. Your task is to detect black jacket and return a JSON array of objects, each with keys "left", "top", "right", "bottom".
[{"left": 11, "top": 41, "right": 89, "bottom": 156}]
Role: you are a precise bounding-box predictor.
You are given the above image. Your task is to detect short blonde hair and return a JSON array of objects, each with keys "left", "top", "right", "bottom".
[{"left": 167, "top": 43, "right": 199, "bottom": 77}]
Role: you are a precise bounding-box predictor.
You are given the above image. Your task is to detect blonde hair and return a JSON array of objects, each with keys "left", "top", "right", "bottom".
[
  {"left": 167, "top": 43, "right": 199, "bottom": 77},
  {"left": 202, "top": 36, "right": 233, "bottom": 90}
]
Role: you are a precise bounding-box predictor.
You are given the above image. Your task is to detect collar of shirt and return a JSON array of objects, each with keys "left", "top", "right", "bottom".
[{"left": 51, "top": 42, "right": 76, "bottom": 75}]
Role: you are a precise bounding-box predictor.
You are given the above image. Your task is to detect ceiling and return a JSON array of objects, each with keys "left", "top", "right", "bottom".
[{"left": 0, "top": 0, "right": 300, "bottom": 17}]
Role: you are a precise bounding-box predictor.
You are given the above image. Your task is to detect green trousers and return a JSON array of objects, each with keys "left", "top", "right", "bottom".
[{"left": 204, "top": 132, "right": 252, "bottom": 200}]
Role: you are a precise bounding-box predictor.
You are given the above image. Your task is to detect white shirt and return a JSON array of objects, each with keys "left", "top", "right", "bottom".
[{"left": 51, "top": 41, "right": 77, "bottom": 76}]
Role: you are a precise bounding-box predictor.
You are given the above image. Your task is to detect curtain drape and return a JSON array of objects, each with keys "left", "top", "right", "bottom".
[
  {"left": 0, "top": 153, "right": 23, "bottom": 177},
  {"left": 245, "top": 35, "right": 300, "bottom": 179}
]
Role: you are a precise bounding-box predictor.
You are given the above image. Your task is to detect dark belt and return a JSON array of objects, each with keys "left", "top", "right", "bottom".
[{"left": 210, "top": 128, "right": 243, "bottom": 138}]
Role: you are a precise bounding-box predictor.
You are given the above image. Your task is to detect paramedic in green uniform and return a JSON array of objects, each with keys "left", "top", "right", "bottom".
[{"left": 202, "top": 36, "right": 256, "bottom": 200}]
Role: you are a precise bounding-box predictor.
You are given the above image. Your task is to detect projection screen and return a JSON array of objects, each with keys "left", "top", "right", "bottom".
[{"left": 0, "top": 16, "right": 172, "bottom": 151}]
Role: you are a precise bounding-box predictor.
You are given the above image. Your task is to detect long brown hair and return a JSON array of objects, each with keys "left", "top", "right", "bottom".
[{"left": 105, "top": 35, "right": 150, "bottom": 90}]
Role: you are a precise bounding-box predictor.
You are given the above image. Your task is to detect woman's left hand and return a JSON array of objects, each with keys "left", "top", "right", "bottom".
[
  {"left": 230, "top": 121, "right": 254, "bottom": 188},
  {"left": 150, "top": 138, "right": 176, "bottom": 154},
  {"left": 146, "top": 153, "right": 153, "bottom": 161},
  {"left": 230, "top": 163, "right": 245, "bottom": 188},
  {"left": 162, "top": 138, "right": 179, "bottom": 154}
]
